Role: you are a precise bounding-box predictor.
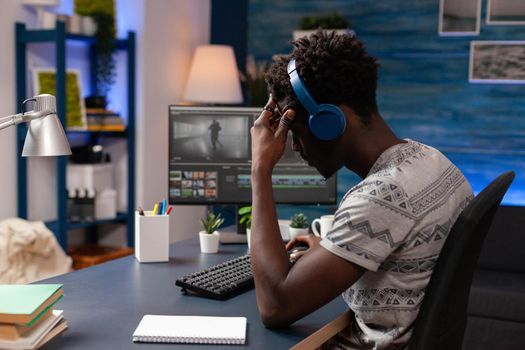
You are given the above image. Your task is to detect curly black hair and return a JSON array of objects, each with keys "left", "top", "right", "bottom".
[{"left": 265, "top": 30, "right": 379, "bottom": 124}]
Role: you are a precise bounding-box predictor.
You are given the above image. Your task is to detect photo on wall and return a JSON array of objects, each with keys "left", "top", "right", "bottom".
[
  {"left": 469, "top": 41, "right": 525, "bottom": 84},
  {"left": 32, "top": 68, "right": 87, "bottom": 130},
  {"left": 487, "top": 0, "right": 525, "bottom": 25},
  {"left": 439, "top": 0, "right": 481, "bottom": 36}
]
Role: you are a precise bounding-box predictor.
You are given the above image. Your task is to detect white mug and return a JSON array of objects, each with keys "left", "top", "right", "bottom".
[{"left": 311, "top": 215, "right": 335, "bottom": 238}]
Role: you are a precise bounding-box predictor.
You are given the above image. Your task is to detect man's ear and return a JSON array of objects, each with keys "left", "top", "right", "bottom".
[{"left": 339, "top": 105, "right": 360, "bottom": 126}]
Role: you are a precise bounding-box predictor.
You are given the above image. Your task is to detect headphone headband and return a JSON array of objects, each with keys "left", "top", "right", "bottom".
[{"left": 287, "top": 59, "right": 318, "bottom": 115}]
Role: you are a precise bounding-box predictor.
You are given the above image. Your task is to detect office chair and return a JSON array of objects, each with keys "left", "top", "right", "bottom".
[{"left": 408, "top": 171, "right": 515, "bottom": 350}]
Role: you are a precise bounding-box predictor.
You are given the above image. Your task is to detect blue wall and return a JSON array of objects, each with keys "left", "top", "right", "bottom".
[{"left": 248, "top": 0, "right": 525, "bottom": 215}]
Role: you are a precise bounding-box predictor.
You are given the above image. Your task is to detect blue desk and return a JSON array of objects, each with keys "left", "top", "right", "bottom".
[{"left": 39, "top": 238, "right": 346, "bottom": 349}]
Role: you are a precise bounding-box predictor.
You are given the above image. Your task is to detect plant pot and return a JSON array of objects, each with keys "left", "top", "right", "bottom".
[
  {"left": 81, "top": 16, "right": 97, "bottom": 36},
  {"left": 288, "top": 227, "right": 309, "bottom": 240},
  {"left": 199, "top": 231, "right": 220, "bottom": 253}
]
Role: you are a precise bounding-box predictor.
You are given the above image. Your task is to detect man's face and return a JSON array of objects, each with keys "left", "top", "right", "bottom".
[{"left": 277, "top": 97, "right": 341, "bottom": 179}]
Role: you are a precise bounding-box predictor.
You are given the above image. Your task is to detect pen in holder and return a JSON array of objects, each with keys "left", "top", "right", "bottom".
[{"left": 135, "top": 211, "right": 169, "bottom": 263}]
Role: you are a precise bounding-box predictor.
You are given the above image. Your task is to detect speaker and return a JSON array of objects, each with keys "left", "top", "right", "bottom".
[{"left": 287, "top": 59, "right": 346, "bottom": 141}]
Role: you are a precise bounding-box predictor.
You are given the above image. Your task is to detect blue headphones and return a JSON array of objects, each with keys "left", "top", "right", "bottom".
[{"left": 287, "top": 59, "right": 346, "bottom": 141}]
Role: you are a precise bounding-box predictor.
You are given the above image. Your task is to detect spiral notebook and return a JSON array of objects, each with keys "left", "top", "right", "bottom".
[{"left": 132, "top": 315, "right": 247, "bottom": 345}]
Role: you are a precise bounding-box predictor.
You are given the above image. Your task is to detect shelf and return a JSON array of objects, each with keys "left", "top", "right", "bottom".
[
  {"left": 45, "top": 212, "right": 128, "bottom": 231},
  {"left": 67, "top": 129, "right": 129, "bottom": 138},
  {"left": 17, "top": 26, "right": 130, "bottom": 50},
  {"left": 17, "top": 128, "right": 130, "bottom": 141},
  {"left": 16, "top": 21, "right": 136, "bottom": 251}
]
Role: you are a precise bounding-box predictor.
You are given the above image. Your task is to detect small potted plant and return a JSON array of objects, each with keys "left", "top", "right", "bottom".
[
  {"left": 75, "top": 0, "right": 117, "bottom": 109},
  {"left": 293, "top": 12, "right": 354, "bottom": 40},
  {"left": 238, "top": 205, "right": 252, "bottom": 248},
  {"left": 289, "top": 213, "right": 309, "bottom": 240},
  {"left": 199, "top": 212, "right": 224, "bottom": 254}
]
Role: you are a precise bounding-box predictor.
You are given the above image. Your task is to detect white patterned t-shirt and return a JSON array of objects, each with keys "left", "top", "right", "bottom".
[{"left": 320, "top": 140, "right": 473, "bottom": 350}]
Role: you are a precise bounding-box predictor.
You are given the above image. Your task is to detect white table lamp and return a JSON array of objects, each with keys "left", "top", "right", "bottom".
[
  {"left": 0, "top": 94, "right": 71, "bottom": 157},
  {"left": 183, "top": 45, "right": 243, "bottom": 104}
]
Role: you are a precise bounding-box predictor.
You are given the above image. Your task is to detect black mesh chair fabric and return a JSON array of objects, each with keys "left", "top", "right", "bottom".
[{"left": 408, "top": 171, "right": 515, "bottom": 350}]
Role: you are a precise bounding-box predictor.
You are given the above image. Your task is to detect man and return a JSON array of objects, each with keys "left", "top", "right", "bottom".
[
  {"left": 208, "top": 119, "right": 222, "bottom": 151},
  {"left": 249, "top": 31, "right": 473, "bottom": 349}
]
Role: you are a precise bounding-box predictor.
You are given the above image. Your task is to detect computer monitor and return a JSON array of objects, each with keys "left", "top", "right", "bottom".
[{"left": 168, "top": 106, "right": 337, "bottom": 205}]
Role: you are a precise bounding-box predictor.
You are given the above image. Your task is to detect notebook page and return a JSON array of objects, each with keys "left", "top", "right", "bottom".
[{"left": 133, "top": 315, "right": 247, "bottom": 344}]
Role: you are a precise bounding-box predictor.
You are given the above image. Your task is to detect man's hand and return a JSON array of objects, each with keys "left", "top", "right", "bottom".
[
  {"left": 251, "top": 95, "right": 296, "bottom": 175},
  {"left": 285, "top": 234, "right": 321, "bottom": 262}
]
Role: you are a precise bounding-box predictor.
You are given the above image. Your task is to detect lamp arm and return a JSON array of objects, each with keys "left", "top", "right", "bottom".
[{"left": 0, "top": 110, "right": 55, "bottom": 131}]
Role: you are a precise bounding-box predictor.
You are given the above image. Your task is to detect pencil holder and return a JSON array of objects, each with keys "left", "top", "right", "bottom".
[{"left": 135, "top": 211, "right": 169, "bottom": 263}]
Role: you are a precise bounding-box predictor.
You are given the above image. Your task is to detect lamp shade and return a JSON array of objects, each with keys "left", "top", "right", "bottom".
[
  {"left": 183, "top": 45, "right": 243, "bottom": 104},
  {"left": 22, "top": 94, "right": 71, "bottom": 157}
]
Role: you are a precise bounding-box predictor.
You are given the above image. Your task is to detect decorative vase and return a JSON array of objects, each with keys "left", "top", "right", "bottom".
[
  {"left": 199, "top": 231, "right": 220, "bottom": 253},
  {"left": 288, "top": 227, "right": 309, "bottom": 240},
  {"left": 81, "top": 16, "right": 97, "bottom": 36}
]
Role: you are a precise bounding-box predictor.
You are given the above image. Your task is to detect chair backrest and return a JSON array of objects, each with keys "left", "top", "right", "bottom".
[{"left": 408, "top": 171, "right": 515, "bottom": 350}]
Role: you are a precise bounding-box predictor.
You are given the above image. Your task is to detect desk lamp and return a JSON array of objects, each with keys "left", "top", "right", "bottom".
[
  {"left": 0, "top": 94, "right": 71, "bottom": 156},
  {"left": 183, "top": 45, "right": 243, "bottom": 105}
]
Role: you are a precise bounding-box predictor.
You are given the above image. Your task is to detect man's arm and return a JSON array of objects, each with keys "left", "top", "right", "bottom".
[{"left": 250, "top": 98, "right": 365, "bottom": 328}]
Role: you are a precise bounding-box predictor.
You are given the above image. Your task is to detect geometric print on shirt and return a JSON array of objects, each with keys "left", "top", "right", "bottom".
[
  {"left": 350, "top": 179, "right": 416, "bottom": 220},
  {"left": 328, "top": 214, "right": 403, "bottom": 249},
  {"left": 343, "top": 288, "right": 426, "bottom": 312},
  {"left": 409, "top": 165, "right": 466, "bottom": 216},
  {"left": 401, "top": 195, "right": 473, "bottom": 249},
  {"left": 368, "top": 140, "right": 426, "bottom": 177},
  {"left": 320, "top": 140, "right": 474, "bottom": 350},
  {"left": 352, "top": 165, "right": 467, "bottom": 222},
  {"left": 379, "top": 255, "right": 439, "bottom": 273}
]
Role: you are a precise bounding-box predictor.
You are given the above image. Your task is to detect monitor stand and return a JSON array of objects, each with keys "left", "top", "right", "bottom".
[
  {"left": 219, "top": 205, "right": 248, "bottom": 244},
  {"left": 219, "top": 230, "right": 248, "bottom": 244}
]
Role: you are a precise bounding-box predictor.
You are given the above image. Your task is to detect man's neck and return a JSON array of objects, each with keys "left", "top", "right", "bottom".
[{"left": 343, "top": 114, "right": 405, "bottom": 179}]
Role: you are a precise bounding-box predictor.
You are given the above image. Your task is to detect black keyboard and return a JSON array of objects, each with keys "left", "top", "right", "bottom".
[{"left": 175, "top": 254, "right": 254, "bottom": 300}]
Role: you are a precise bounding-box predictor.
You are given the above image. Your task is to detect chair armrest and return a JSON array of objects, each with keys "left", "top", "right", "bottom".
[{"left": 291, "top": 310, "right": 353, "bottom": 350}]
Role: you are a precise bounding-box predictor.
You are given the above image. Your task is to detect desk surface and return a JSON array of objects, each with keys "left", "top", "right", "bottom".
[{"left": 39, "top": 238, "right": 346, "bottom": 349}]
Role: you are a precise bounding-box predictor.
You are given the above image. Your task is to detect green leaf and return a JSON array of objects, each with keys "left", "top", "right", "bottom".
[{"left": 238, "top": 206, "right": 252, "bottom": 215}]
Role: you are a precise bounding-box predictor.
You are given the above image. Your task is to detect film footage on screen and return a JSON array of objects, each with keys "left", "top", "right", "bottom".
[
  {"left": 170, "top": 113, "right": 250, "bottom": 163},
  {"left": 169, "top": 110, "right": 306, "bottom": 166}
]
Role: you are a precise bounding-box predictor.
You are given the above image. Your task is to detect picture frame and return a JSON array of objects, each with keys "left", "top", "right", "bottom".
[
  {"left": 469, "top": 41, "right": 525, "bottom": 84},
  {"left": 439, "top": 0, "right": 481, "bottom": 36},
  {"left": 32, "top": 68, "right": 87, "bottom": 130},
  {"left": 487, "top": 0, "right": 525, "bottom": 25}
]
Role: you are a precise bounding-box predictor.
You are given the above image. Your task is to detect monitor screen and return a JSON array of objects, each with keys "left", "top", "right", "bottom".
[{"left": 168, "top": 106, "right": 337, "bottom": 205}]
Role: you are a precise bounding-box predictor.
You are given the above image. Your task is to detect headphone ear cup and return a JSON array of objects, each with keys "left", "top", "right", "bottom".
[{"left": 308, "top": 104, "right": 346, "bottom": 141}]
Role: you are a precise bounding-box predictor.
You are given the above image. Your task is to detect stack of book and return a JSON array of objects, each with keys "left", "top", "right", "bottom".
[
  {"left": 86, "top": 108, "right": 126, "bottom": 132},
  {"left": 0, "top": 284, "right": 67, "bottom": 349}
]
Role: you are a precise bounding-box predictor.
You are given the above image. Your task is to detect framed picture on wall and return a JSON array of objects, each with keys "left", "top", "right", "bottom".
[
  {"left": 469, "top": 41, "right": 525, "bottom": 83},
  {"left": 33, "top": 68, "right": 87, "bottom": 130},
  {"left": 439, "top": 0, "right": 481, "bottom": 36},
  {"left": 487, "top": 0, "right": 525, "bottom": 25}
]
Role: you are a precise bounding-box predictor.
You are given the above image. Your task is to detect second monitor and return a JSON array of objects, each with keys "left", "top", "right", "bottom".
[{"left": 168, "top": 106, "right": 337, "bottom": 205}]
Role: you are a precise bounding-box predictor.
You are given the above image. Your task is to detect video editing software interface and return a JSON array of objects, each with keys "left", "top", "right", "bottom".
[{"left": 168, "top": 106, "right": 337, "bottom": 204}]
